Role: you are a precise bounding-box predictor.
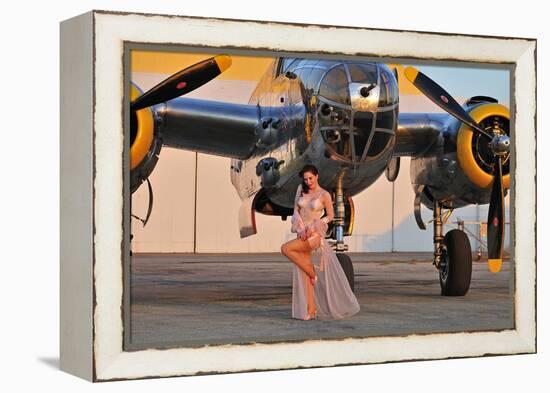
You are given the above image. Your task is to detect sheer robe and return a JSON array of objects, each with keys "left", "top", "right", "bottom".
[{"left": 290, "top": 184, "right": 360, "bottom": 320}]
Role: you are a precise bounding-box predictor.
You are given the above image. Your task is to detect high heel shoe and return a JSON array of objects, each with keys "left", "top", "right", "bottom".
[{"left": 304, "top": 311, "right": 317, "bottom": 320}]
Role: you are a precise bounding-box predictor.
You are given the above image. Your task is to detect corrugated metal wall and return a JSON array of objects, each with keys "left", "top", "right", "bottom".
[{"left": 131, "top": 151, "right": 510, "bottom": 253}]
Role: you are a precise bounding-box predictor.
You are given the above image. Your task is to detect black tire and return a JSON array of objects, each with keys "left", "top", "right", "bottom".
[
  {"left": 439, "top": 229, "right": 472, "bottom": 296},
  {"left": 336, "top": 253, "right": 355, "bottom": 292}
]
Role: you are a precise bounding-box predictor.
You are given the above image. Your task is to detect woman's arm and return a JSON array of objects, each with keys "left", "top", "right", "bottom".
[
  {"left": 293, "top": 183, "right": 302, "bottom": 215},
  {"left": 290, "top": 184, "right": 306, "bottom": 238},
  {"left": 321, "top": 191, "right": 335, "bottom": 224}
]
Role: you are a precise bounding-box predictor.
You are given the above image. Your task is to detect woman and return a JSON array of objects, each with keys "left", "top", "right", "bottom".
[{"left": 281, "top": 164, "right": 360, "bottom": 320}]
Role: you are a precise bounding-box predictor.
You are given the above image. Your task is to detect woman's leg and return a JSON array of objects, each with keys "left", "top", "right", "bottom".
[
  {"left": 305, "top": 266, "right": 316, "bottom": 315},
  {"left": 282, "top": 238, "right": 320, "bottom": 317},
  {"left": 304, "top": 252, "right": 317, "bottom": 315},
  {"left": 281, "top": 238, "right": 316, "bottom": 278}
]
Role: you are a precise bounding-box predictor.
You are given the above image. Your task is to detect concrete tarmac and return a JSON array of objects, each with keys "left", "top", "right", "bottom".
[{"left": 128, "top": 252, "right": 513, "bottom": 350}]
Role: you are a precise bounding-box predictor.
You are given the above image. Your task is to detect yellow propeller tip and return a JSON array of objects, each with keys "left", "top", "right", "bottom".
[
  {"left": 215, "top": 55, "right": 232, "bottom": 73},
  {"left": 488, "top": 258, "right": 503, "bottom": 273},
  {"left": 404, "top": 66, "right": 419, "bottom": 83}
]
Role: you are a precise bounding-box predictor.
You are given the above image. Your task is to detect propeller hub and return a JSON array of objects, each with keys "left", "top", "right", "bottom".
[{"left": 490, "top": 135, "right": 511, "bottom": 155}]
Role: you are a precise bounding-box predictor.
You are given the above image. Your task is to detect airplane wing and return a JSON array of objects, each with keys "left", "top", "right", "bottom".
[
  {"left": 394, "top": 112, "right": 448, "bottom": 157},
  {"left": 158, "top": 96, "right": 260, "bottom": 159}
]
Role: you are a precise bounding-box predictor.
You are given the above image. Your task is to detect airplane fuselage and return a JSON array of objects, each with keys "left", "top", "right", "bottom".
[{"left": 229, "top": 58, "right": 398, "bottom": 213}]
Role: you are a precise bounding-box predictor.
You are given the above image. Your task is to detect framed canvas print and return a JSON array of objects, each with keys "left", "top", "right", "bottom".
[{"left": 60, "top": 10, "right": 537, "bottom": 382}]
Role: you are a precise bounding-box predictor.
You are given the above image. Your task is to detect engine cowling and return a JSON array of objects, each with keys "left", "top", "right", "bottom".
[
  {"left": 411, "top": 99, "right": 510, "bottom": 209},
  {"left": 456, "top": 102, "right": 510, "bottom": 190},
  {"left": 130, "top": 83, "right": 163, "bottom": 193}
]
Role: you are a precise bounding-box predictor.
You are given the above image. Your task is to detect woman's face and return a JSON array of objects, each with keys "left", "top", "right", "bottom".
[{"left": 302, "top": 171, "right": 319, "bottom": 189}]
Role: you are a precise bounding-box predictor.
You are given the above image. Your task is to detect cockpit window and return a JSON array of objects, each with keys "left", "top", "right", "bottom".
[
  {"left": 348, "top": 63, "right": 377, "bottom": 84},
  {"left": 378, "top": 66, "right": 399, "bottom": 107},
  {"left": 286, "top": 58, "right": 309, "bottom": 72},
  {"left": 316, "top": 62, "right": 396, "bottom": 162},
  {"left": 304, "top": 67, "right": 325, "bottom": 94},
  {"left": 319, "top": 65, "right": 350, "bottom": 105},
  {"left": 388, "top": 69, "right": 399, "bottom": 101},
  {"left": 277, "top": 57, "right": 296, "bottom": 75},
  {"left": 279, "top": 58, "right": 296, "bottom": 75}
]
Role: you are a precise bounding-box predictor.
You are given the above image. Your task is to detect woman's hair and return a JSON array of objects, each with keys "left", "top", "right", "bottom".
[{"left": 299, "top": 164, "right": 319, "bottom": 194}]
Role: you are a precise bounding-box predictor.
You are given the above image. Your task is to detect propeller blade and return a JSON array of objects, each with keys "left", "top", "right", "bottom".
[
  {"left": 404, "top": 66, "right": 493, "bottom": 140},
  {"left": 131, "top": 55, "right": 232, "bottom": 111},
  {"left": 487, "top": 156, "right": 505, "bottom": 273}
]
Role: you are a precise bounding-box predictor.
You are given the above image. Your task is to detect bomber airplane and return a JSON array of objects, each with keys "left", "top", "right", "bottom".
[{"left": 129, "top": 54, "right": 510, "bottom": 296}]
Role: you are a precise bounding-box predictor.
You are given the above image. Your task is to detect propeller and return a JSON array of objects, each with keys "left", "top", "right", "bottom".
[
  {"left": 131, "top": 55, "right": 232, "bottom": 111},
  {"left": 404, "top": 67, "right": 493, "bottom": 140},
  {"left": 404, "top": 66, "right": 509, "bottom": 272},
  {"left": 487, "top": 155, "right": 505, "bottom": 272}
]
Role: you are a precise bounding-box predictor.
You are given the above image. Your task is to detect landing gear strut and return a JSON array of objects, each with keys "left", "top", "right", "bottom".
[
  {"left": 432, "top": 199, "right": 472, "bottom": 296},
  {"left": 333, "top": 180, "right": 348, "bottom": 252},
  {"left": 332, "top": 178, "right": 355, "bottom": 291}
]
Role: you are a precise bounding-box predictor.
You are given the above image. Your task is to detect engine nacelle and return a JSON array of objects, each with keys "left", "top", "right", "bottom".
[
  {"left": 411, "top": 99, "right": 510, "bottom": 209},
  {"left": 130, "top": 83, "right": 163, "bottom": 193},
  {"left": 456, "top": 102, "right": 510, "bottom": 190}
]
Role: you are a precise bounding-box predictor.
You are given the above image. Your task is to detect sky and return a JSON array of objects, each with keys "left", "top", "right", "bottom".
[{"left": 410, "top": 63, "right": 510, "bottom": 106}]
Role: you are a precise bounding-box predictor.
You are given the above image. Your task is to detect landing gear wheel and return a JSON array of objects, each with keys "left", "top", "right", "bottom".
[
  {"left": 336, "top": 253, "right": 355, "bottom": 292},
  {"left": 439, "top": 229, "right": 472, "bottom": 296}
]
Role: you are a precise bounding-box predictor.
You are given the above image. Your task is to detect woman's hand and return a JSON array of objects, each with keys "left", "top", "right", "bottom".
[
  {"left": 298, "top": 229, "right": 308, "bottom": 241},
  {"left": 305, "top": 226, "right": 315, "bottom": 238}
]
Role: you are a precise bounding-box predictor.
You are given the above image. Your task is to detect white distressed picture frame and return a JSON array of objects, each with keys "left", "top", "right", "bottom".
[{"left": 60, "top": 10, "right": 536, "bottom": 382}]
